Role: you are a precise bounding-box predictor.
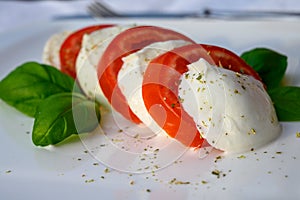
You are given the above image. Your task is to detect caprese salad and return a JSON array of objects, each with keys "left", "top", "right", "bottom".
[
  {"left": 42, "top": 23, "right": 282, "bottom": 153},
  {"left": 2, "top": 23, "right": 298, "bottom": 153}
]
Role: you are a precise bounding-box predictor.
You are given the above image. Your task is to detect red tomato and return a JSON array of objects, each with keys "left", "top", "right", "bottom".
[
  {"left": 142, "top": 44, "right": 262, "bottom": 147},
  {"left": 59, "top": 24, "right": 114, "bottom": 78},
  {"left": 97, "top": 26, "right": 195, "bottom": 124}
]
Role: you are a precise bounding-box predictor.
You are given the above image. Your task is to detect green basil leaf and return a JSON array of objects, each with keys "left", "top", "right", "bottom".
[
  {"left": 0, "top": 62, "right": 79, "bottom": 117},
  {"left": 241, "top": 48, "right": 287, "bottom": 90},
  {"left": 268, "top": 86, "right": 300, "bottom": 121},
  {"left": 32, "top": 93, "right": 101, "bottom": 146}
]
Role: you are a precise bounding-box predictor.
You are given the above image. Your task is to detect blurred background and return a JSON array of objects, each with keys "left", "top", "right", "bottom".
[{"left": 1, "top": 0, "right": 300, "bottom": 33}]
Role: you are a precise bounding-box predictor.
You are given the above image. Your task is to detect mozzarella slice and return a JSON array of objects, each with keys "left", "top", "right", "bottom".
[
  {"left": 118, "top": 40, "right": 192, "bottom": 136},
  {"left": 76, "top": 25, "right": 134, "bottom": 109},
  {"left": 42, "top": 31, "right": 70, "bottom": 68},
  {"left": 178, "top": 58, "right": 281, "bottom": 153}
]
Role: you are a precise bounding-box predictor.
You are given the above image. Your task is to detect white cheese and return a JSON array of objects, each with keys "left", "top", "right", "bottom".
[
  {"left": 118, "top": 40, "right": 191, "bottom": 135},
  {"left": 42, "top": 31, "right": 71, "bottom": 68},
  {"left": 76, "top": 25, "right": 134, "bottom": 109},
  {"left": 178, "top": 58, "right": 281, "bottom": 153}
]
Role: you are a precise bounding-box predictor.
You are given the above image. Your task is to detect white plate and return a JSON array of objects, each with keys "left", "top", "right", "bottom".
[{"left": 1, "top": 18, "right": 300, "bottom": 200}]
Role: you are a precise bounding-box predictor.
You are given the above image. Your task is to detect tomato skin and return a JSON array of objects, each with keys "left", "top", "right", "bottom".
[
  {"left": 198, "top": 44, "right": 262, "bottom": 81},
  {"left": 97, "top": 26, "right": 195, "bottom": 124},
  {"left": 59, "top": 24, "right": 114, "bottom": 78},
  {"left": 142, "top": 44, "right": 262, "bottom": 147}
]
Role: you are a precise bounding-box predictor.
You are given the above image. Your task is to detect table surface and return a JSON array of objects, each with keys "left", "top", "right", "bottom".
[{"left": 1, "top": 0, "right": 300, "bottom": 33}]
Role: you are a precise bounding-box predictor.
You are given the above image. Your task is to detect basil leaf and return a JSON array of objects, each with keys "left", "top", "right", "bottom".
[
  {"left": 241, "top": 48, "right": 287, "bottom": 90},
  {"left": 268, "top": 86, "right": 300, "bottom": 121},
  {"left": 32, "top": 93, "right": 101, "bottom": 146},
  {"left": 0, "top": 62, "right": 78, "bottom": 117}
]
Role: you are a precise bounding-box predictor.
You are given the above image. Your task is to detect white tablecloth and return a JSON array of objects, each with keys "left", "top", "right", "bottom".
[{"left": 1, "top": 0, "right": 300, "bottom": 33}]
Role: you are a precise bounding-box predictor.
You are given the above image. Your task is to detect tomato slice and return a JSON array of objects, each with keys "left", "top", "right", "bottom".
[
  {"left": 97, "top": 26, "right": 195, "bottom": 124},
  {"left": 142, "top": 44, "right": 262, "bottom": 147},
  {"left": 59, "top": 24, "right": 114, "bottom": 78}
]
